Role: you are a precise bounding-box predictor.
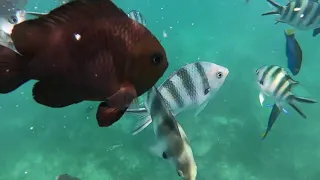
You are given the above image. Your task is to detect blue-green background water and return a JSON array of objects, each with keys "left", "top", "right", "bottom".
[{"left": 1, "top": 0, "right": 320, "bottom": 179}]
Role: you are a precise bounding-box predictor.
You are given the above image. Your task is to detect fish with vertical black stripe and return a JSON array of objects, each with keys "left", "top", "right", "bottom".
[
  {"left": 145, "top": 86, "right": 197, "bottom": 180},
  {"left": 262, "top": 0, "right": 320, "bottom": 37},
  {"left": 126, "top": 61, "right": 229, "bottom": 135},
  {"left": 255, "top": 65, "right": 317, "bottom": 139}
]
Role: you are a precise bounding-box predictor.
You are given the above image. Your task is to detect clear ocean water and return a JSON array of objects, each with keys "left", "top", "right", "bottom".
[{"left": 1, "top": 0, "right": 320, "bottom": 179}]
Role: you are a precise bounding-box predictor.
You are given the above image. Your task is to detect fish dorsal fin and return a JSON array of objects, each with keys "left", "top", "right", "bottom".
[{"left": 11, "top": 0, "right": 127, "bottom": 57}]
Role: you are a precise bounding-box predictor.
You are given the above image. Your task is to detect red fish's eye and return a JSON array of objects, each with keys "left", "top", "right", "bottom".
[{"left": 151, "top": 53, "right": 163, "bottom": 65}]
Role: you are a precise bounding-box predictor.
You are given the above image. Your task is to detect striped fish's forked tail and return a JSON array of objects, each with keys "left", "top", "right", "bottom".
[
  {"left": 293, "top": 96, "right": 317, "bottom": 104},
  {"left": 287, "top": 95, "right": 317, "bottom": 119},
  {"left": 262, "top": 0, "right": 284, "bottom": 16}
]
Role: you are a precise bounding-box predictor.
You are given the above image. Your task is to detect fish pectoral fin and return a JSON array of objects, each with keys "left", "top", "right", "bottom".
[
  {"left": 106, "top": 82, "right": 137, "bottom": 109},
  {"left": 194, "top": 100, "right": 209, "bottom": 117},
  {"left": 96, "top": 102, "right": 126, "bottom": 127},
  {"left": 32, "top": 80, "right": 83, "bottom": 108},
  {"left": 259, "top": 92, "right": 265, "bottom": 106},
  {"left": 312, "top": 28, "right": 320, "bottom": 37}
]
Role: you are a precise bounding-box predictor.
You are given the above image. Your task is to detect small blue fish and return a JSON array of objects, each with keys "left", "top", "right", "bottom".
[{"left": 285, "top": 29, "right": 302, "bottom": 76}]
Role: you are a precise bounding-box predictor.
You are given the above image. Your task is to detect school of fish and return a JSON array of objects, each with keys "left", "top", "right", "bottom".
[{"left": 0, "top": 0, "right": 318, "bottom": 179}]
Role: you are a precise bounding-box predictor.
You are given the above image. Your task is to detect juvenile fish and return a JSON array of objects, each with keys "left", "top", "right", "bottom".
[
  {"left": 145, "top": 86, "right": 197, "bottom": 180},
  {"left": 127, "top": 61, "right": 229, "bottom": 135},
  {"left": 284, "top": 29, "right": 303, "bottom": 76},
  {"left": 256, "top": 65, "right": 317, "bottom": 138},
  {"left": 0, "top": 0, "right": 168, "bottom": 127},
  {"left": 262, "top": 0, "right": 320, "bottom": 37}
]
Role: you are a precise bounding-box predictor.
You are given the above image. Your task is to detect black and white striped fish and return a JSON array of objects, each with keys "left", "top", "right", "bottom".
[
  {"left": 262, "top": 0, "right": 320, "bottom": 37},
  {"left": 145, "top": 86, "right": 197, "bottom": 180},
  {"left": 256, "top": 65, "right": 316, "bottom": 118},
  {"left": 127, "top": 10, "right": 146, "bottom": 26},
  {"left": 256, "top": 65, "right": 317, "bottom": 139},
  {"left": 126, "top": 61, "right": 229, "bottom": 135}
]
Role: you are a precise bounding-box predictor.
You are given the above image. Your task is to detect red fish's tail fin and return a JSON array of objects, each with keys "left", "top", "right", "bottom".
[{"left": 0, "top": 45, "right": 29, "bottom": 93}]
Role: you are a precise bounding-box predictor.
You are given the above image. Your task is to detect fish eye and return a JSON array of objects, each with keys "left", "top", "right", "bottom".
[
  {"left": 216, "top": 72, "right": 223, "bottom": 79},
  {"left": 259, "top": 80, "right": 264, "bottom": 85},
  {"left": 255, "top": 69, "right": 259, "bottom": 74},
  {"left": 8, "top": 15, "right": 18, "bottom": 24},
  {"left": 151, "top": 53, "right": 163, "bottom": 65}
]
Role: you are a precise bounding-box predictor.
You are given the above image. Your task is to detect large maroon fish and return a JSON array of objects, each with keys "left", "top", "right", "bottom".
[{"left": 0, "top": 0, "right": 168, "bottom": 127}]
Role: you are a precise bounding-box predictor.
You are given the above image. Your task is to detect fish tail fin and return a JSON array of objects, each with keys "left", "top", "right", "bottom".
[
  {"left": 291, "top": 95, "right": 317, "bottom": 104},
  {"left": 287, "top": 95, "right": 316, "bottom": 119},
  {"left": 262, "top": 0, "right": 283, "bottom": 16},
  {"left": 0, "top": 45, "right": 29, "bottom": 93}
]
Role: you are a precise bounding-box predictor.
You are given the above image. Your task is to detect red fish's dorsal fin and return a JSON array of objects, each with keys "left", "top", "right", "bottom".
[{"left": 11, "top": 0, "right": 127, "bottom": 57}]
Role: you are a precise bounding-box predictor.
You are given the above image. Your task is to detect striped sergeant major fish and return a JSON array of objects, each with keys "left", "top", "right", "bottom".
[
  {"left": 127, "top": 10, "right": 146, "bottom": 26},
  {"left": 145, "top": 86, "right": 197, "bottom": 180},
  {"left": 126, "top": 61, "right": 229, "bottom": 135},
  {"left": 255, "top": 65, "right": 317, "bottom": 139},
  {"left": 262, "top": 0, "right": 320, "bottom": 37}
]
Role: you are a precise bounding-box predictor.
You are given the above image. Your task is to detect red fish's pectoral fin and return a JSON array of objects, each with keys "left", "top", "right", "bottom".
[
  {"left": 106, "top": 82, "right": 137, "bottom": 109},
  {"left": 32, "top": 80, "right": 83, "bottom": 108},
  {"left": 96, "top": 102, "right": 126, "bottom": 127}
]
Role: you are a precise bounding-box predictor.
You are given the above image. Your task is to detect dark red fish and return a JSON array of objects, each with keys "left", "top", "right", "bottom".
[{"left": 0, "top": 0, "right": 168, "bottom": 127}]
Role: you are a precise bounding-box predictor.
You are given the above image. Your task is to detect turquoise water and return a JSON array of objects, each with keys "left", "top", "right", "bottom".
[{"left": 1, "top": 0, "right": 320, "bottom": 179}]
